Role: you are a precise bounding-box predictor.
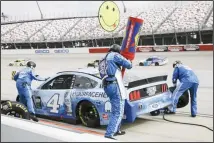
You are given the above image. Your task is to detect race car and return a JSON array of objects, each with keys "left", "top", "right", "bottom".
[
  {"left": 139, "top": 56, "right": 168, "bottom": 66},
  {"left": 2, "top": 68, "right": 189, "bottom": 128},
  {"left": 87, "top": 60, "right": 100, "bottom": 68},
  {"left": 8, "top": 59, "right": 30, "bottom": 66}
]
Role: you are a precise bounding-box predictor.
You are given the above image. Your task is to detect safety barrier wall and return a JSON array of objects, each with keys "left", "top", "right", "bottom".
[
  {"left": 1, "top": 44, "right": 213, "bottom": 55},
  {"left": 89, "top": 44, "right": 213, "bottom": 53},
  {"left": 1, "top": 115, "right": 116, "bottom": 142}
]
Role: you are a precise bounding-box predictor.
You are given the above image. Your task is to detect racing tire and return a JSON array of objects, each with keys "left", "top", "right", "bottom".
[
  {"left": 87, "top": 63, "right": 95, "bottom": 68},
  {"left": 150, "top": 110, "right": 160, "bottom": 116},
  {"left": 94, "top": 60, "right": 100, "bottom": 63},
  {"left": 169, "top": 86, "right": 189, "bottom": 108},
  {"left": 155, "top": 63, "right": 159, "bottom": 66},
  {"left": 139, "top": 62, "right": 144, "bottom": 66},
  {"left": 1, "top": 101, "right": 30, "bottom": 120},
  {"left": 78, "top": 101, "right": 100, "bottom": 128}
]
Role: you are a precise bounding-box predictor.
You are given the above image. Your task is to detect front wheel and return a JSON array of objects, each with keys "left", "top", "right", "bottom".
[
  {"left": 155, "top": 63, "right": 159, "bottom": 66},
  {"left": 78, "top": 101, "right": 100, "bottom": 128},
  {"left": 1, "top": 101, "right": 30, "bottom": 120}
]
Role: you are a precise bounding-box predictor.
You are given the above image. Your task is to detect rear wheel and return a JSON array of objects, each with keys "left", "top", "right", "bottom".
[
  {"left": 1, "top": 101, "right": 30, "bottom": 120},
  {"left": 169, "top": 86, "right": 189, "bottom": 108},
  {"left": 155, "top": 63, "right": 159, "bottom": 66},
  {"left": 150, "top": 110, "right": 160, "bottom": 116},
  {"left": 78, "top": 101, "right": 100, "bottom": 128},
  {"left": 139, "top": 62, "right": 144, "bottom": 66}
]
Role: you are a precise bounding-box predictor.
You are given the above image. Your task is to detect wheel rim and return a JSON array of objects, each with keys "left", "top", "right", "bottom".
[{"left": 82, "top": 106, "right": 97, "bottom": 122}]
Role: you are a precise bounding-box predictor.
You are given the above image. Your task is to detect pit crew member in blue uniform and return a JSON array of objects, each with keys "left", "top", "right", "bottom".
[
  {"left": 167, "top": 61, "right": 199, "bottom": 117},
  {"left": 98, "top": 44, "right": 132, "bottom": 140},
  {"left": 13, "top": 61, "right": 48, "bottom": 121}
]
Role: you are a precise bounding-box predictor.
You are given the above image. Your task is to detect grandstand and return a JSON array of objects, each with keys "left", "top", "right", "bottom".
[{"left": 1, "top": 1, "right": 213, "bottom": 49}]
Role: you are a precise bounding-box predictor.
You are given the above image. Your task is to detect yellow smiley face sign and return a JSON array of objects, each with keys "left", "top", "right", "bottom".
[{"left": 98, "top": 1, "right": 120, "bottom": 32}]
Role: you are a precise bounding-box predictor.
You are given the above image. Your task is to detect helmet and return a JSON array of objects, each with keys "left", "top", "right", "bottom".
[
  {"left": 173, "top": 60, "right": 182, "bottom": 68},
  {"left": 108, "top": 44, "right": 121, "bottom": 53},
  {"left": 26, "top": 61, "right": 36, "bottom": 69}
]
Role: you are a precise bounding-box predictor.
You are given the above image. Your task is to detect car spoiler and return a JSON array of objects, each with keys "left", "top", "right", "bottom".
[{"left": 127, "top": 75, "right": 168, "bottom": 88}]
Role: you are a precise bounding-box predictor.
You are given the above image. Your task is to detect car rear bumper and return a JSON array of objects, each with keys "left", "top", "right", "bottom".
[{"left": 123, "top": 91, "right": 172, "bottom": 123}]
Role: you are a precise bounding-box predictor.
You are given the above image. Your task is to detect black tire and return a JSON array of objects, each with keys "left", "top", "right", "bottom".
[
  {"left": 9, "top": 63, "right": 13, "bottom": 66},
  {"left": 169, "top": 86, "right": 189, "bottom": 108},
  {"left": 139, "top": 62, "right": 144, "bottom": 66},
  {"left": 87, "top": 63, "right": 95, "bottom": 67},
  {"left": 150, "top": 110, "right": 160, "bottom": 116},
  {"left": 155, "top": 62, "right": 159, "bottom": 66},
  {"left": 1, "top": 101, "right": 30, "bottom": 120},
  {"left": 94, "top": 60, "right": 100, "bottom": 63},
  {"left": 78, "top": 101, "right": 100, "bottom": 128}
]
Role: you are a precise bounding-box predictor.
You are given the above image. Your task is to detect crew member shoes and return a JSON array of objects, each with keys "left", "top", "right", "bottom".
[
  {"left": 114, "top": 130, "right": 126, "bottom": 136},
  {"left": 191, "top": 115, "right": 196, "bottom": 117},
  {"left": 105, "top": 136, "right": 117, "bottom": 140},
  {"left": 30, "top": 113, "right": 39, "bottom": 122}
]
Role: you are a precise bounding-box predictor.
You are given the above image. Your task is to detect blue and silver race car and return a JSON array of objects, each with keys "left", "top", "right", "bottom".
[
  {"left": 139, "top": 56, "right": 169, "bottom": 66},
  {"left": 2, "top": 68, "right": 189, "bottom": 128}
]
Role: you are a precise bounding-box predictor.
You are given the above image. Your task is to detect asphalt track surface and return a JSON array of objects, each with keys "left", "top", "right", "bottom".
[{"left": 1, "top": 51, "right": 213, "bottom": 142}]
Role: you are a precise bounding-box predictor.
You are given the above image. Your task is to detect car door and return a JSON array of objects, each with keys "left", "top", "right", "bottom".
[
  {"left": 14, "top": 60, "right": 19, "bottom": 66},
  {"left": 71, "top": 73, "right": 102, "bottom": 99},
  {"left": 32, "top": 74, "right": 74, "bottom": 118},
  {"left": 146, "top": 58, "right": 153, "bottom": 66},
  {"left": 71, "top": 73, "right": 107, "bottom": 111}
]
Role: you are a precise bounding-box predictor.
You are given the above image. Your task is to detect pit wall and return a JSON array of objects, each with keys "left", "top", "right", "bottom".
[{"left": 1, "top": 44, "right": 213, "bottom": 55}]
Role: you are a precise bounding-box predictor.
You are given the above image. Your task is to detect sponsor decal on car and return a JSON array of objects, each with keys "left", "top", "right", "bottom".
[
  {"left": 150, "top": 102, "right": 160, "bottom": 110},
  {"left": 35, "top": 49, "right": 50, "bottom": 54},
  {"left": 138, "top": 46, "right": 153, "bottom": 52},
  {"left": 153, "top": 46, "right": 167, "bottom": 52},
  {"left": 102, "top": 114, "right": 108, "bottom": 120},
  {"left": 54, "top": 49, "right": 69, "bottom": 53},
  {"left": 184, "top": 44, "right": 199, "bottom": 51},
  {"left": 146, "top": 86, "right": 157, "bottom": 96},
  {"left": 104, "top": 101, "right": 111, "bottom": 112},
  {"left": 71, "top": 91, "right": 107, "bottom": 98},
  {"left": 168, "top": 46, "right": 183, "bottom": 52}
]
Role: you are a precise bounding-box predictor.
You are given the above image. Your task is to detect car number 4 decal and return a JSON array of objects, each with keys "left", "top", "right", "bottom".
[{"left": 47, "top": 93, "right": 60, "bottom": 113}]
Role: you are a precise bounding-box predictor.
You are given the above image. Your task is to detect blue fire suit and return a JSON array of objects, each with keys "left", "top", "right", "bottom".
[
  {"left": 98, "top": 52, "right": 132, "bottom": 138},
  {"left": 169, "top": 65, "right": 199, "bottom": 116},
  {"left": 14, "top": 67, "right": 46, "bottom": 114}
]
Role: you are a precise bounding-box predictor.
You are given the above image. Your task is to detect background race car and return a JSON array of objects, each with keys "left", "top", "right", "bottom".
[
  {"left": 3, "top": 67, "right": 189, "bottom": 128},
  {"left": 8, "top": 59, "right": 30, "bottom": 66},
  {"left": 87, "top": 60, "right": 100, "bottom": 68},
  {"left": 139, "top": 56, "right": 169, "bottom": 66}
]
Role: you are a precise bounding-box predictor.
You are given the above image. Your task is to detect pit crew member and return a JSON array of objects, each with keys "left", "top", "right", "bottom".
[
  {"left": 13, "top": 61, "right": 49, "bottom": 121},
  {"left": 98, "top": 44, "right": 132, "bottom": 139},
  {"left": 167, "top": 61, "right": 199, "bottom": 117}
]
